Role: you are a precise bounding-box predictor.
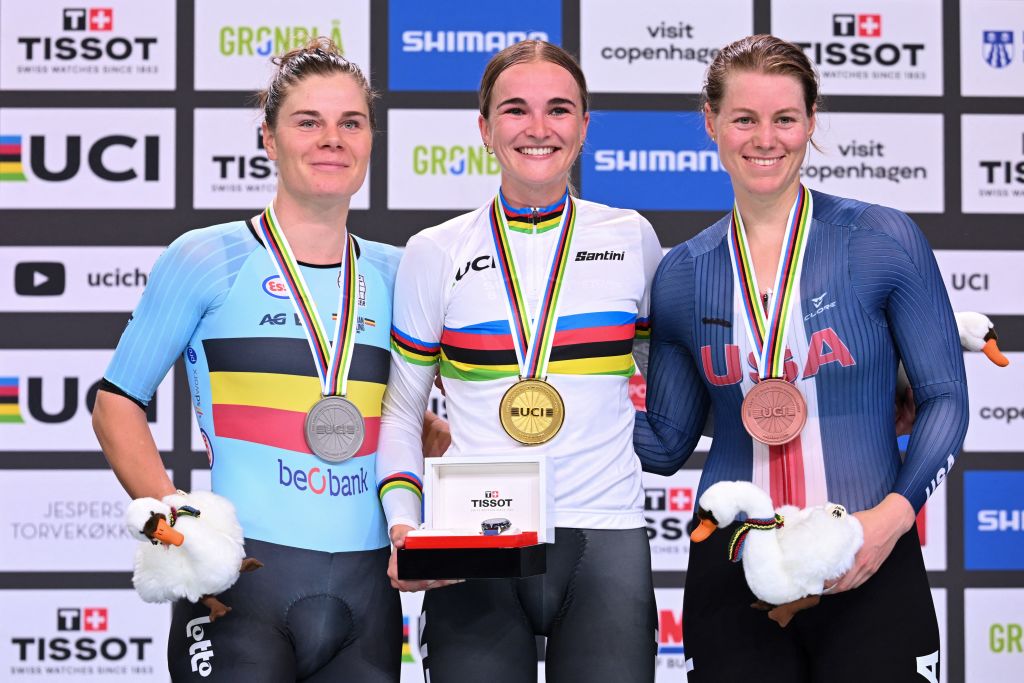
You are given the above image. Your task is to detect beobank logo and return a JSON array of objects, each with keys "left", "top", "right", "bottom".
[{"left": 277, "top": 460, "right": 369, "bottom": 498}]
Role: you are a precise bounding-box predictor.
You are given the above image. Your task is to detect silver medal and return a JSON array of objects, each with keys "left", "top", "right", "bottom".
[{"left": 304, "top": 396, "right": 365, "bottom": 463}]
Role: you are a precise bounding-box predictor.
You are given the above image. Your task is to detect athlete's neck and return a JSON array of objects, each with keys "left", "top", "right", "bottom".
[
  {"left": 499, "top": 182, "right": 569, "bottom": 212},
  {"left": 733, "top": 182, "right": 801, "bottom": 245},
  {"left": 266, "top": 190, "right": 350, "bottom": 265}
]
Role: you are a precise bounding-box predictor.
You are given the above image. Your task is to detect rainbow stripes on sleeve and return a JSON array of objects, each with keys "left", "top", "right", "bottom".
[
  {"left": 391, "top": 326, "right": 440, "bottom": 366},
  {"left": 634, "top": 317, "right": 651, "bottom": 340},
  {"left": 377, "top": 471, "right": 423, "bottom": 503}
]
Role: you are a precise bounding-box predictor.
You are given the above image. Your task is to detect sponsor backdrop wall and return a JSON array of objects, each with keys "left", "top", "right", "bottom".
[{"left": 1, "top": 1, "right": 1022, "bottom": 681}]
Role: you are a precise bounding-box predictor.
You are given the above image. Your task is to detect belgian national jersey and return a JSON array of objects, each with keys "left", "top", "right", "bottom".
[{"left": 104, "top": 220, "right": 400, "bottom": 552}]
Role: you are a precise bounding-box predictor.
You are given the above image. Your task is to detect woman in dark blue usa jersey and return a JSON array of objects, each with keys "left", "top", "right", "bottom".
[{"left": 635, "top": 35, "right": 967, "bottom": 682}]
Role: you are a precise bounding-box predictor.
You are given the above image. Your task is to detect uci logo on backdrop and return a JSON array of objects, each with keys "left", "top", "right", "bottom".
[
  {"left": 0, "top": 108, "right": 174, "bottom": 209},
  {"left": 388, "top": 0, "right": 562, "bottom": 91},
  {"left": 581, "top": 111, "right": 732, "bottom": 211}
]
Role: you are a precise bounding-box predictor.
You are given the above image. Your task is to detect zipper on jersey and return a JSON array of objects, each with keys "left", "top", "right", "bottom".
[{"left": 761, "top": 288, "right": 773, "bottom": 314}]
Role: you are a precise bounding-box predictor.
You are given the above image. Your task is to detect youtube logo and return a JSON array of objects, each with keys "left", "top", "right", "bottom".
[{"left": 14, "top": 261, "right": 65, "bottom": 296}]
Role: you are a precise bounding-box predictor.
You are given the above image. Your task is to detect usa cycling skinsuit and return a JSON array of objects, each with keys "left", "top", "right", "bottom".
[
  {"left": 378, "top": 192, "right": 663, "bottom": 682},
  {"left": 103, "top": 219, "right": 402, "bottom": 682},
  {"left": 635, "top": 191, "right": 968, "bottom": 683}
]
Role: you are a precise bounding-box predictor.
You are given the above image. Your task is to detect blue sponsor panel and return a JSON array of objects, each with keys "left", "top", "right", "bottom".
[
  {"left": 965, "top": 470, "right": 1024, "bottom": 570},
  {"left": 581, "top": 111, "right": 733, "bottom": 210},
  {"left": 389, "top": 0, "right": 562, "bottom": 91}
]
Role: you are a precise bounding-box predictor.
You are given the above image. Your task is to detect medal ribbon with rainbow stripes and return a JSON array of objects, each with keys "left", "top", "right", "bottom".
[
  {"left": 488, "top": 189, "right": 575, "bottom": 444},
  {"left": 728, "top": 186, "right": 813, "bottom": 446},
  {"left": 726, "top": 184, "right": 814, "bottom": 380},
  {"left": 257, "top": 203, "right": 364, "bottom": 462}
]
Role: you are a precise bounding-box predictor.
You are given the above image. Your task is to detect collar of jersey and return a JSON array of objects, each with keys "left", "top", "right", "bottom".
[{"left": 498, "top": 188, "right": 568, "bottom": 235}]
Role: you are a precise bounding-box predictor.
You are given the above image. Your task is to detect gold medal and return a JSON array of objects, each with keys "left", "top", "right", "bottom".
[{"left": 499, "top": 379, "right": 564, "bottom": 445}]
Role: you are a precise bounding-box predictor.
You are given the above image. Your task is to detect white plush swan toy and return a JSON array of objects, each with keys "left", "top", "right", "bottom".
[
  {"left": 126, "top": 490, "right": 261, "bottom": 620},
  {"left": 690, "top": 481, "right": 864, "bottom": 626}
]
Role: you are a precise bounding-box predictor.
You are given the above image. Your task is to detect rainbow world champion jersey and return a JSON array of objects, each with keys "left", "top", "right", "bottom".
[
  {"left": 635, "top": 191, "right": 969, "bottom": 514},
  {"left": 378, "top": 195, "right": 663, "bottom": 532},
  {"left": 104, "top": 220, "right": 400, "bottom": 552}
]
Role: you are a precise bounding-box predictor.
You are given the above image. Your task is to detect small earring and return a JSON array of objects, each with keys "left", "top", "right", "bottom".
[
  {"left": 712, "top": 136, "right": 717, "bottom": 143},
  {"left": 484, "top": 143, "right": 493, "bottom": 155}
]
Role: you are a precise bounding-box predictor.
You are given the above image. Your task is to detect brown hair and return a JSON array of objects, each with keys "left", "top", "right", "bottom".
[
  {"left": 257, "top": 37, "right": 377, "bottom": 130},
  {"left": 478, "top": 40, "right": 589, "bottom": 118},
  {"left": 702, "top": 34, "right": 822, "bottom": 116}
]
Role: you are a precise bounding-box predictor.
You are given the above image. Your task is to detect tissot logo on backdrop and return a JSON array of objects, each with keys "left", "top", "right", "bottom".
[
  {"left": 1, "top": 247, "right": 160, "bottom": 313},
  {"left": 961, "top": 115, "right": 1024, "bottom": 213},
  {"left": 643, "top": 470, "right": 701, "bottom": 572},
  {"left": 964, "top": 471, "right": 1024, "bottom": 570},
  {"left": 388, "top": 0, "right": 560, "bottom": 91},
  {"left": 935, "top": 250, "right": 1024, "bottom": 315},
  {"left": 0, "top": 108, "right": 174, "bottom": 209},
  {"left": 959, "top": 1, "right": 1024, "bottom": 97},
  {"left": 801, "top": 113, "right": 944, "bottom": 213},
  {"left": 581, "top": 111, "right": 731, "bottom": 211},
  {"left": 773, "top": 0, "right": 942, "bottom": 96},
  {"left": 965, "top": 589, "right": 1024, "bottom": 682},
  {"left": 0, "top": 589, "right": 169, "bottom": 679},
  {"left": 579, "top": 0, "right": 752, "bottom": 94},
  {"left": 0, "top": 0, "right": 174, "bottom": 90},
  {"left": 193, "top": 0, "right": 370, "bottom": 91},
  {"left": 0, "top": 470, "right": 173, "bottom": 572},
  {"left": 387, "top": 109, "right": 499, "bottom": 210},
  {"left": 0, "top": 351, "right": 172, "bottom": 451},
  {"left": 193, "top": 109, "right": 375, "bottom": 210}
]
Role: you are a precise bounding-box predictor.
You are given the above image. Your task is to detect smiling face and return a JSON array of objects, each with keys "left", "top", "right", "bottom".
[
  {"left": 262, "top": 72, "right": 372, "bottom": 208},
  {"left": 705, "top": 69, "right": 815, "bottom": 209},
  {"left": 478, "top": 60, "right": 589, "bottom": 208}
]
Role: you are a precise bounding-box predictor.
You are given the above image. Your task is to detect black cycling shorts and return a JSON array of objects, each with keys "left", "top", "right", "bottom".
[
  {"left": 683, "top": 523, "right": 940, "bottom": 683},
  {"left": 167, "top": 538, "right": 401, "bottom": 682},
  {"left": 420, "top": 526, "right": 657, "bottom": 683}
]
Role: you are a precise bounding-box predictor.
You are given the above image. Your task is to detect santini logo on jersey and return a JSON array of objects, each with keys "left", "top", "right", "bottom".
[{"left": 575, "top": 250, "right": 624, "bottom": 262}]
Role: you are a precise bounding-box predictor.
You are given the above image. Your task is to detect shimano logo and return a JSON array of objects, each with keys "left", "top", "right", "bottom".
[
  {"left": 594, "top": 149, "right": 722, "bottom": 172},
  {"left": 402, "top": 30, "right": 548, "bottom": 53},
  {"left": 185, "top": 616, "right": 214, "bottom": 677},
  {"left": 575, "top": 250, "right": 624, "bottom": 262},
  {"left": 978, "top": 509, "right": 1024, "bottom": 532}
]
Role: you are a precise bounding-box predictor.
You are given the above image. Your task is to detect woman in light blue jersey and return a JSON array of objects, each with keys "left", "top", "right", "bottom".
[{"left": 94, "top": 38, "right": 443, "bottom": 682}]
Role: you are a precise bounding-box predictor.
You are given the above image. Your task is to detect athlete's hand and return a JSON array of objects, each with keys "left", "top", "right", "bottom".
[
  {"left": 894, "top": 386, "right": 916, "bottom": 437},
  {"left": 824, "top": 493, "right": 915, "bottom": 594},
  {"left": 387, "top": 524, "right": 463, "bottom": 592},
  {"left": 422, "top": 410, "right": 451, "bottom": 458}
]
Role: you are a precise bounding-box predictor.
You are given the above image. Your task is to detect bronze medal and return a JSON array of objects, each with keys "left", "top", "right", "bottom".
[
  {"left": 741, "top": 379, "right": 807, "bottom": 446},
  {"left": 499, "top": 379, "right": 564, "bottom": 445}
]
